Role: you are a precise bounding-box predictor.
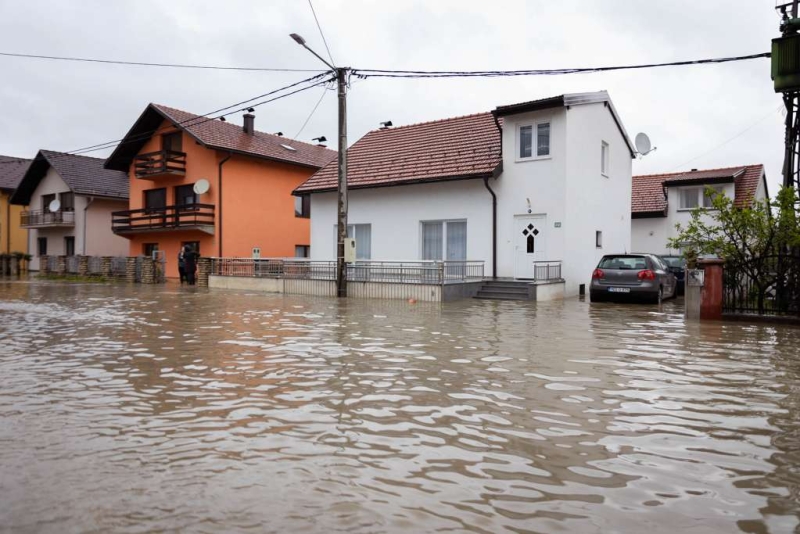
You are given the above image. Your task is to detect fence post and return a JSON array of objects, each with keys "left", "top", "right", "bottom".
[
  {"left": 699, "top": 258, "right": 725, "bottom": 321},
  {"left": 40, "top": 255, "right": 50, "bottom": 275},
  {"left": 101, "top": 256, "right": 112, "bottom": 278},
  {"left": 141, "top": 258, "right": 155, "bottom": 284},
  {"left": 78, "top": 255, "right": 89, "bottom": 277},
  {"left": 56, "top": 255, "right": 67, "bottom": 275},
  {"left": 125, "top": 257, "right": 137, "bottom": 283},
  {"left": 197, "top": 257, "right": 211, "bottom": 287}
]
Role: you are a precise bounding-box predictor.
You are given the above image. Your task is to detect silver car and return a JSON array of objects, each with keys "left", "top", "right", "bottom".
[{"left": 590, "top": 254, "right": 677, "bottom": 303}]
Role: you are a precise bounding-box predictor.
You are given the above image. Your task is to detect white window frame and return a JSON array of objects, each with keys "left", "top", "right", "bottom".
[
  {"left": 333, "top": 223, "right": 371, "bottom": 260},
  {"left": 516, "top": 120, "right": 552, "bottom": 162},
  {"left": 601, "top": 141, "right": 609, "bottom": 177},
  {"left": 677, "top": 185, "right": 725, "bottom": 211},
  {"left": 419, "top": 219, "right": 467, "bottom": 261}
]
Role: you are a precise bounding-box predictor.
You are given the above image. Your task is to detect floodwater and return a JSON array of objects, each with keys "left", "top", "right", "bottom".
[{"left": 0, "top": 280, "right": 799, "bottom": 534}]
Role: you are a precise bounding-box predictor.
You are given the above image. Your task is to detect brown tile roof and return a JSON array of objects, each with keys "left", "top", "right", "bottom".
[
  {"left": 0, "top": 156, "right": 31, "bottom": 192},
  {"left": 295, "top": 112, "right": 502, "bottom": 193},
  {"left": 10, "top": 150, "right": 129, "bottom": 205},
  {"left": 105, "top": 103, "right": 337, "bottom": 172},
  {"left": 632, "top": 164, "right": 766, "bottom": 215}
]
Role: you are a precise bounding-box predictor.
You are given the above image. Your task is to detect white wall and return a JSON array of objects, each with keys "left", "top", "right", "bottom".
[
  {"left": 85, "top": 198, "right": 129, "bottom": 257},
  {"left": 310, "top": 179, "right": 493, "bottom": 271},
  {"left": 27, "top": 168, "right": 79, "bottom": 271},
  {"left": 563, "top": 102, "right": 633, "bottom": 295},
  {"left": 631, "top": 181, "right": 737, "bottom": 255},
  {"left": 493, "top": 107, "right": 568, "bottom": 279}
]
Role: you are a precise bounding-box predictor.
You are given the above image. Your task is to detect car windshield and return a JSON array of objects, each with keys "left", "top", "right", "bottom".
[
  {"left": 662, "top": 256, "right": 686, "bottom": 268},
  {"left": 597, "top": 256, "right": 648, "bottom": 270}
]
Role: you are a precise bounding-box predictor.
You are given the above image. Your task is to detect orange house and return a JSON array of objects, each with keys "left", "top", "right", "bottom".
[{"left": 105, "top": 104, "right": 336, "bottom": 279}]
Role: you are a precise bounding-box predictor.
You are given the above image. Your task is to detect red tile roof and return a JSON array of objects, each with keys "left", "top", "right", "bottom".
[
  {"left": 295, "top": 112, "right": 502, "bottom": 193},
  {"left": 0, "top": 156, "right": 31, "bottom": 192},
  {"left": 632, "top": 164, "right": 766, "bottom": 215},
  {"left": 106, "top": 103, "right": 337, "bottom": 172}
]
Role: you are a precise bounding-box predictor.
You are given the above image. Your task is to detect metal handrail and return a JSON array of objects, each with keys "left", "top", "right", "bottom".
[
  {"left": 533, "top": 260, "right": 562, "bottom": 281},
  {"left": 20, "top": 209, "right": 76, "bottom": 227}
]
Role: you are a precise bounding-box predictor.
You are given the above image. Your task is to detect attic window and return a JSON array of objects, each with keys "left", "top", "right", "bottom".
[{"left": 281, "top": 144, "right": 297, "bottom": 152}]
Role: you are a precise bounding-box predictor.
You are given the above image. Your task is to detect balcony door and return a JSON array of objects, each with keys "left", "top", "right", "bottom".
[
  {"left": 162, "top": 132, "right": 182, "bottom": 153},
  {"left": 175, "top": 184, "right": 197, "bottom": 208}
]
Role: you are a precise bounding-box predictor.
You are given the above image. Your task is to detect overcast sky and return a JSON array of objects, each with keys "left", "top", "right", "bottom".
[{"left": 0, "top": 0, "right": 785, "bottom": 195}]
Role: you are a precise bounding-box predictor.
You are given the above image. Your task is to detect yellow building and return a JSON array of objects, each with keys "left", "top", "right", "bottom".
[{"left": 0, "top": 156, "right": 31, "bottom": 254}]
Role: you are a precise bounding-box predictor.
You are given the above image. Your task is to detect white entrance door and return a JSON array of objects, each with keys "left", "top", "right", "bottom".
[{"left": 514, "top": 215, "right": 546, "bottom": 279}]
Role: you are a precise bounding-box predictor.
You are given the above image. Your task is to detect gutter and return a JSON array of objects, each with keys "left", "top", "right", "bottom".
[
  {"left": 218, "top": 152, "right": 233, "bottom": 257},
  {"left": 83, "top": 196, "right": 94, "bottom": 254},
  {"left": 484, "top": 176, "right": 497, "bottom": 279}
]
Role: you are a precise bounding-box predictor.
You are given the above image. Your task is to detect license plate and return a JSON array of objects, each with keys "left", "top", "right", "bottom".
[{"left": 608, "top": 287, "right": 631, "bottom": 293}]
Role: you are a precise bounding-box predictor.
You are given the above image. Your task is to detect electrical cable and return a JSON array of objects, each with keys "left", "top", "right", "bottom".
[
  {"left": 293, "top": 87, "right": 329, "bottom": 140},
  {"left": 307, "top": 0, "right": 336, "bottom": 67},
  {"left": 0, "top": 51, "right": 325, "bottom": 72}
]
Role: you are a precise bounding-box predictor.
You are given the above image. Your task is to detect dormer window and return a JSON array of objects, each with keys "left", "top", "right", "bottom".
[
  {"left": 518, "top": 121, "right": 550, "bottom": 160},
  {"left": 679, "top": 185, "right": 725, "bottom": 210}
]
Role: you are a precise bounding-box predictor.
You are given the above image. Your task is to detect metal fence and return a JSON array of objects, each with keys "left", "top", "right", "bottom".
[
  {"left": 533, "top": 261, "right": 562, "bottom": 281},
  {"left": 210, "top": 258, "right": 484, "bottom": 285},
  {"left": 110, "top": 257, "right": 128, "bottom": 277},
  {"left": 88, "top": 256, "right": 103, "bottom": 275},
  {"left": 66, "top": 256, "right": 80, "bottom": 274},
  {"left": 723, "top": 250, "right": 800, "bottom": 317}
]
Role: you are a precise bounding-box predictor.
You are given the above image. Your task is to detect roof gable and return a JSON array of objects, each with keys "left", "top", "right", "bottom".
[
  {"left": 0, "top": 156, "right": 31, "bottom": 192},
  {"left": 295, "top": 112, "right": 502, "bottom": 194},
  {"left": 632, "top": 164, "right": 766, "bottom": 216},
  {"left": 10, "top": 150, "right": 129, "bottom": 205},
  {"left": 104, "top": 103, "right": 337, "bottom": 171}
]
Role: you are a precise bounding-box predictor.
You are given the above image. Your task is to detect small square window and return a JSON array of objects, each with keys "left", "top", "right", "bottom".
[
  {"left": 680, "top": 188, "right": 701, "bottom": 209},
  {"left": 295, "top": 245, "right": 310, "bottom": 258},
  {"left": 295, "top": 195, "right": 310, "bottom": 218},
  {"left": 601, "top": 141, "right": 609, "bottom": 176},
  {"left": 518, "top": 122, "right": 550, "bottom": 160},
  {"left": 596, "top": 231, "right": 603, "bottom": 249}
]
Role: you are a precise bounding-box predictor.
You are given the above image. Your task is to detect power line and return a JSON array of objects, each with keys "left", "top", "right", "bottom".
[
  {"left": 0, "top": 51, "right": 326, "bottom": 73},
  {"left": 293, "top": 87, "right": 329, "bottom": 140},
  {"left": 307, "top": 0, "right": 336, "bottom": 67},
  {"left": 353, "top": 51, "right": 770, "bottom": 78},
  {"left": 667, "top": 105, "right": 783, "bottom": 172}
]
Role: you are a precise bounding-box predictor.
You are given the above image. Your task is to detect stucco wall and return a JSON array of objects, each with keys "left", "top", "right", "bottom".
[
  {"left": 1, "top": 191, "right": 27, "bottom": 254},
  {"left": 563, "top": 102, "right": 633, "bottom": 295},
  {"left": 310, "top": 179, "right": 493, "bottom": 273},
  {"left": 27, "top": 168, "right": 79, "bottom": 271},
  {"left": 84, "top": 198, "right": 129, "bottom": 256}
]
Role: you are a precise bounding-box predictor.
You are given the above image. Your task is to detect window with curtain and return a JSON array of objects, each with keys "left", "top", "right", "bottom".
[
  {"left": 421, "top": 221, "right": 443, "bottom": 260},
  {"left": 421, "top": 220, "right": 467, "bottom": 261},
  {"left": 519, "top": 126, "right": 532, "bottom": 159},
  {"left": 335, "top": 224, "right": 372, "bottom": 260},
  {"left": 702, "top": 185, "right": 725, "bottom": 208},
  {"left": 537, "top": 122, "right": 550, "bottom": 157},
  {"left": 679, "top": 188, "right": 701, "bottom": 209}
]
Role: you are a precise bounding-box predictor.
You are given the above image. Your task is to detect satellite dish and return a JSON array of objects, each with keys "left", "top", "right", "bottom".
[
  {"left": 49, "top": 199, "right": 61, "bottom": 212},
  {"left": 635, "top": 132, "right": 653, "bottom": 156},
  {"left": 193, "top": 179, "right": 210, "bottom": 195}
]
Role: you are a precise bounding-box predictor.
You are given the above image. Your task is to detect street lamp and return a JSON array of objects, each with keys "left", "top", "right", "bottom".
[{"left": 290, "top": 32, "right": 349, "bottom": 298}]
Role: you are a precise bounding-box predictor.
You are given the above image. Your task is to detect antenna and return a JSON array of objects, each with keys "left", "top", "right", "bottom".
[
  {"left": 48, "top": 198, "right": 61, "bottom": 212},
  {"left": 634, "top": 132, "right": 656, "bottom": 157},
  {"left": 193, "top": 179, "right": 210, "bottom": 195}
]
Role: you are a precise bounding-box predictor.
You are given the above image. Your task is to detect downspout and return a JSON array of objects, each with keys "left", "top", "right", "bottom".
[
  {"left": 83, "top": 196, "right": 94, "bottom": 254},
  {"left": 5, "top": 192, "right": 10, "bottom": 252},
  {"left": 484, "top": 176, "right": 497, "bottom": 280},
  {"left": 218, "top": 152, "right": 232, "bottom": 258}
]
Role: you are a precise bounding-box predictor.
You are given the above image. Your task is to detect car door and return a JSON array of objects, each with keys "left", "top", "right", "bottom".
[{"left": 651, "top": 255, "right": 675, "bottom": 297}]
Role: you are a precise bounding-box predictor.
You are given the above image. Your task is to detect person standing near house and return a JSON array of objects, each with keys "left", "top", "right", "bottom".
[
  {"left": 178, "top": 249, "right": 186, "bottom": 284},
  {"left": 183, "top": 244, "right": 197, "bottom": 285}
]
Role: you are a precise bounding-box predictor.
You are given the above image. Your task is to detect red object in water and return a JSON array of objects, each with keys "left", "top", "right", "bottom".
[
  {"left": 637, "top": 269, "right": 656, "bottom": 280},
  {"left": 591, "top": 268, "right": 604, "bottom": 279}
]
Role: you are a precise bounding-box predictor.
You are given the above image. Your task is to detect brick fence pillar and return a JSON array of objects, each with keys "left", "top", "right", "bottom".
[
  {"left": 699, "top": 258, "right": 725, "bottom": 321},
  {"left": 125, "top": 257, "right": 137, "bottom": 283},
  {"left": 78, "top": 255, "right": 89, "bottom": 277},
  {"left": 56, "top": 255, "right": 67, "bottom": 275},
  {"left": 40, "top": 255, "right": 50, "bottom": 275},
  {"left": 101, "top": 256, "right": 112, "bottom": 277},
  {"left": 197, "top": 257, "right": 211, "bottom": 287},
  {"left": 141, "top": 258, "right": 155, "bottom": 284}
]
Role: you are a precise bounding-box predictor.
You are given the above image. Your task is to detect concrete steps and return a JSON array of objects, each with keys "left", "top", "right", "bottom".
[{"left": 474, "top": 280, "right": 531, "bottom": 301}]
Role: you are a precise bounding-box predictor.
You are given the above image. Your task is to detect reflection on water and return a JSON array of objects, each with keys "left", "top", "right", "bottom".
[{"left": 0, "top": 280, "right": 798, "bottom": 533}]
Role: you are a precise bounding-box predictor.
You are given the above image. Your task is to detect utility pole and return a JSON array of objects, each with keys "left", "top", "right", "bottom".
[
  {"left": 291, "top": 33, "right": 348, "bottom": 296},
  {"left": 774, "top": 1, "right": 800, "bottom": 191}
]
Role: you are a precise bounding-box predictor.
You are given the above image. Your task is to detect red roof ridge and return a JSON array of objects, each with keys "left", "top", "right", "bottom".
[
  {"left": 150, "top": 102, "right": 337, "bottom": 155},
  {"left": 633, "top": 164, "right": 762, "bottom": 179},
  {"left": 365, "top": 111, "right": 495, "bottom": 135}
]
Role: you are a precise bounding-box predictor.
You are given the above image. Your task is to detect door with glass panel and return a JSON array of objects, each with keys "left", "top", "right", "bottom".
[{"left": 514, "top": 215, "right": 546, "bottom": 279}]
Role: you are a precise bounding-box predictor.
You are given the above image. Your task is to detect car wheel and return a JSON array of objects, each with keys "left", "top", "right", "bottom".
[{"left": 656, "top": 286, "right": 663, "bottom": 304}]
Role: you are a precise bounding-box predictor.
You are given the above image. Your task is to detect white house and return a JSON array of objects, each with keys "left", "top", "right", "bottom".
[
  {"left": 295, "top": 91, "right": 635, "bottom": 297},
  {"left": 631, "top": 165, "right": 769, "bottom": 255},
  {"left": 11, "top": 150, "right": 129, "bottom": 270}
]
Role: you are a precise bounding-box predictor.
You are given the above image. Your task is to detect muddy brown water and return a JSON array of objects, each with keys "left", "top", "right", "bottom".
[{"left": 0, "top": 280, "right": 798, "bottom": 533}]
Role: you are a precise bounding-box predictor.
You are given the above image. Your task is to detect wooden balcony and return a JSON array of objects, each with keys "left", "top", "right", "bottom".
[
  {"left": 21, "top": 209, "right": 76, "bottom": 228},
  {"left": 112, "top": 203, "right": 215, "bottom": 235},
  {"left": 133, "top": 150, "right": 187, "bottom": 179}
]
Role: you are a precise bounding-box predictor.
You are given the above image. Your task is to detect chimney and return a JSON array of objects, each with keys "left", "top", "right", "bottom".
[
  {"left": 691, "top": 168, "right": 698, "bottom": 172},
  {"left": 243, "top": 113, "right": 255, "bottom": 136}
]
